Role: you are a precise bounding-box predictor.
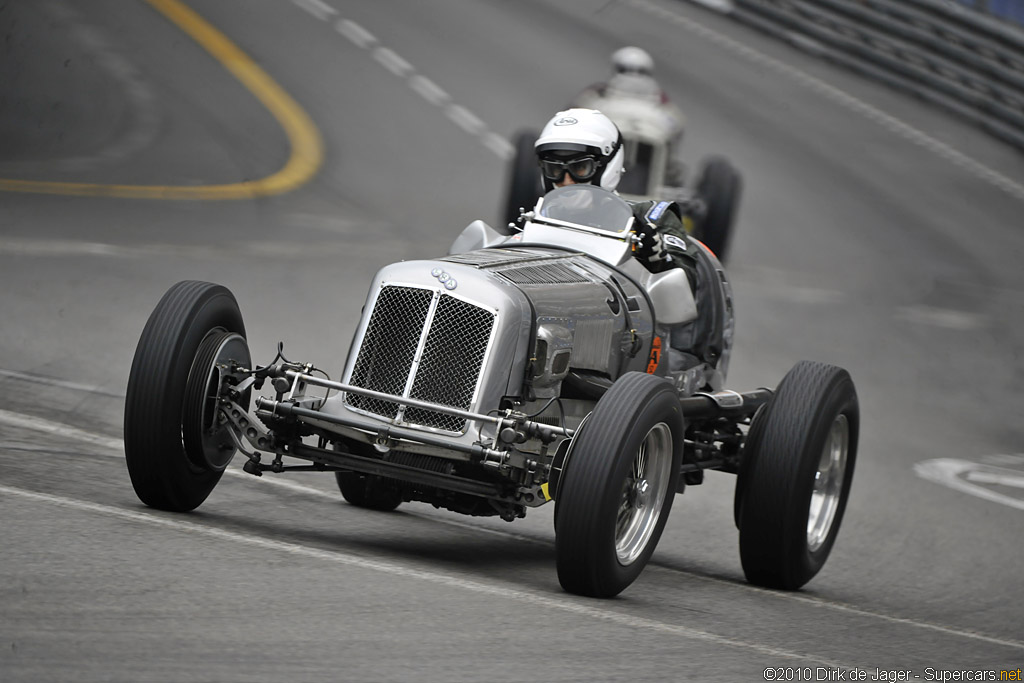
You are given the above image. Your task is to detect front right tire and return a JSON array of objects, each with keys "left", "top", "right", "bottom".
[{"left": 124, "top": 281, "right": 249, "bottom": 512}]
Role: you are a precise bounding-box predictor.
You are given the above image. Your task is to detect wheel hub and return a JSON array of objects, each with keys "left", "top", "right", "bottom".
[
  {"left": 615, "top": 423, "right": 673, "bottom": 566},
  {"left": 183, "top": 331, "right": 251, "bottom": 472},
  {"left": 807, "top": 414, "right": 849, "bottom": 552},
  {"left": 631, "top": 479, "right": 651, "bottom": 510}
]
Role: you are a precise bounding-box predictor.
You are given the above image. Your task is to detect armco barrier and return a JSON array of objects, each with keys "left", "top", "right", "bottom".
[
  {"left": 697, "top": 0, "right": 1024, "bottom": 151},
  {"left": 955, "top": 0, "right": 1024, "bottom": 27}
]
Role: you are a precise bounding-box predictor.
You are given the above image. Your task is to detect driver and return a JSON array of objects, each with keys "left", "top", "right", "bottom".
[{"left": 534, "top": 108, "right": 721, "bottom": 374}]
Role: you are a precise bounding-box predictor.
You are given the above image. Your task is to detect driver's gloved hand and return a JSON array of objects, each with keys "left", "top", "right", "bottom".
[{"left": 635, "top": 221, "right": 673, "bottom": 271}]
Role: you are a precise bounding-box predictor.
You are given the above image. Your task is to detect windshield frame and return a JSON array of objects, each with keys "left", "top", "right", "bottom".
[{"left": 529, "top": 185, "right": 636, "bottom": 241}]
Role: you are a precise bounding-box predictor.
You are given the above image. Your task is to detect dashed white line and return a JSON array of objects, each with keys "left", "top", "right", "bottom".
[
  {"left": 481, "top": 131, "right": 516, "bottom": 161},
  {"left": 335, "top": 18, "right": 377, "bottom": 49},
  {"left": 408, "top": 75, "right": 450, "bottom": 107},
  {"left": 293, "top": 0, "right": 337, "bottom": 22},
  {"left": 3, "top": 406, "right": 1023, "bottom": 652},
  {"left": 445, "top": 104, "right": 486, "bottom": 135},
  {"left": 373, "top": 47, "right": 414, "bottom": 78},
  {"left": 320, "top": 12, "right": 511, "bottom": 158}
]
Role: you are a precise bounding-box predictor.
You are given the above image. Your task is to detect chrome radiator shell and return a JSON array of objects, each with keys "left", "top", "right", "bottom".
[{"left": 320, "top": 259, "right": 532, "bottom": 443}]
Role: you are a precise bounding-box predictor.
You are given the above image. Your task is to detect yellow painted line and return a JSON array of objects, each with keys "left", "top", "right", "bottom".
[{"left": 0, "top": 0, "right": 323, "bottom": 200}]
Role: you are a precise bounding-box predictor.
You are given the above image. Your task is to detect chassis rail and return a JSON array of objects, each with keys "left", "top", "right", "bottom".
[{"left": 285, "top": 441, "right": 503, "bottom": 498}]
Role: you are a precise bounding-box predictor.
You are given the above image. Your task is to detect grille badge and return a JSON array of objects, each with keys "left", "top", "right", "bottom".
[{"left": 431, "top": 267, "right": 457, "bottom": 290}]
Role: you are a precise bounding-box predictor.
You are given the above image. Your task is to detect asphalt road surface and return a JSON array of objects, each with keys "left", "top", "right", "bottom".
[{"left": 2, "top": 0, "right": 1023, "bottom": 681}]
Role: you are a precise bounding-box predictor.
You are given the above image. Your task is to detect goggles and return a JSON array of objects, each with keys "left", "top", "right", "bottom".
[{"left": 539, "top": 155, "right": 599, "bottom": 182}]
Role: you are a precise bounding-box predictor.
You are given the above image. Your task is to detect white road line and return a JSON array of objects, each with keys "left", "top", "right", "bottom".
[
  {"left": 916, "top": 458, "right": 1024, "bottom": 512},
  {"left": 335, "top": 19, "right": 376, "bottom": 49},
  {"left": 3, "top": 407, "right": 1022, "bottom": 652},
  {"left": 445, "top": 104, "right": 486, "bottom": 135},
  {"left": 372, "top": 47, "right": 414, "bottom": 78},
  {"left": 292, "top": 0, "right": 336, "bottom": 22},
  {"left": 0, "top": 482, "right": 850, "bottom": 667},
  {"left": 0, "top": 368, "right": 126, "bottom": 398},
  {"left": 895, "top": 305, "right": 986, "bottom": 331},
  {"left": 982, "top": 453, "right": 1024, "bottom": 466},
  {"left": 634, "top": 0, "right": 1024, "bottom": 203},
  {"left": 966, "top": 471, "right": 1024, "bottom": 489},
  {"left": 481, "top": 131, "right": 516, "bottom": 161},
  {"left": 657, "top": 563, "right": 1024, "bottom": 652},
  {"left": 408, "top": 75, "right": 450, "bottom": 107},
  {"left": 323, "top": 13, "right": 511, "bottom": 158},
  {"left": 0, "top": 408, "right": 123, "bottom": 452}
]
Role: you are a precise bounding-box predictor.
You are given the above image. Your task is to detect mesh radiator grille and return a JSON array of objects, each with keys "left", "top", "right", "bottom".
[
  {"left": 346, "top": 286, "right": 433, "bottom": 419},
  {"left": 346, "top": 285, "right": 495, "bottom": 432},
  {"left": 405, "top": 295, "right": 496, "bottom": 431}
]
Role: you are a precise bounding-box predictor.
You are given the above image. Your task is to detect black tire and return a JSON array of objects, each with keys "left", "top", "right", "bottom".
[
  {"left": 335, "top": 472, "right": 403, "bottom": 512},
  {"left": 555, "top": 372, "right": 683, "bottom": 598},
  {"left": 124, "top": 281, "right": 248, "bottom": 512},
  {"left": 501, "top": 129, "right": 543, "bottom": 228},
  {"left": 733, "top": 402, "right": 769, "bottom": 530},
  {"left": 737, "top": 361, "right": 859, "bottom": 590},
  {"left": 694, "top": 156, "right": 742, "bottom": 262}
]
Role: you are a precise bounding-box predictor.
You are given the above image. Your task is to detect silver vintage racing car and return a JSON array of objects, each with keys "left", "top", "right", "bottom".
[{"left": 125, "top": 184, "right": 858, "bottom": 598}]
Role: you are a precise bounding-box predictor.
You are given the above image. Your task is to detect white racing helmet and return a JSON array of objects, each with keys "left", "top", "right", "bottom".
[
  {"left": 534, "top": 108, "right": 624, "bottom": 192},
  {"left": 611, "top": 46, "right": 655, "bottom": 76}
]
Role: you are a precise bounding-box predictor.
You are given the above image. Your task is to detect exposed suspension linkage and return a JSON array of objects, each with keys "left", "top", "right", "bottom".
[{"left": 213, "top": 363, "right": 575, "bottom": 485}]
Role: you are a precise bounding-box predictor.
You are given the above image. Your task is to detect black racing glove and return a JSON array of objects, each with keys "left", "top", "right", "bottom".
[{"left": 634, "top": 221, "right": 673, "bottom": 271}]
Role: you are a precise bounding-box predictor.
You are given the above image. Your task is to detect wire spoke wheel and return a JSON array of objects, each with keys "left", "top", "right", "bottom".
[
  {"left": 615, "top": 423, "right": 673, "bottom": 565},
  {"left": 555, "top": 373, "right": 682, "bottom": 598},
  {"left": 736, "top": 360, "right": 859, "bottom": 590},
  {"left": 807, "top": 414, "right": 849, "bottom": 552}
]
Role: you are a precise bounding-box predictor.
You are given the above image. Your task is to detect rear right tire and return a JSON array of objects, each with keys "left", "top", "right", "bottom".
[{"left": 736, "top": 361, "right": 859, "bottom": 590}]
